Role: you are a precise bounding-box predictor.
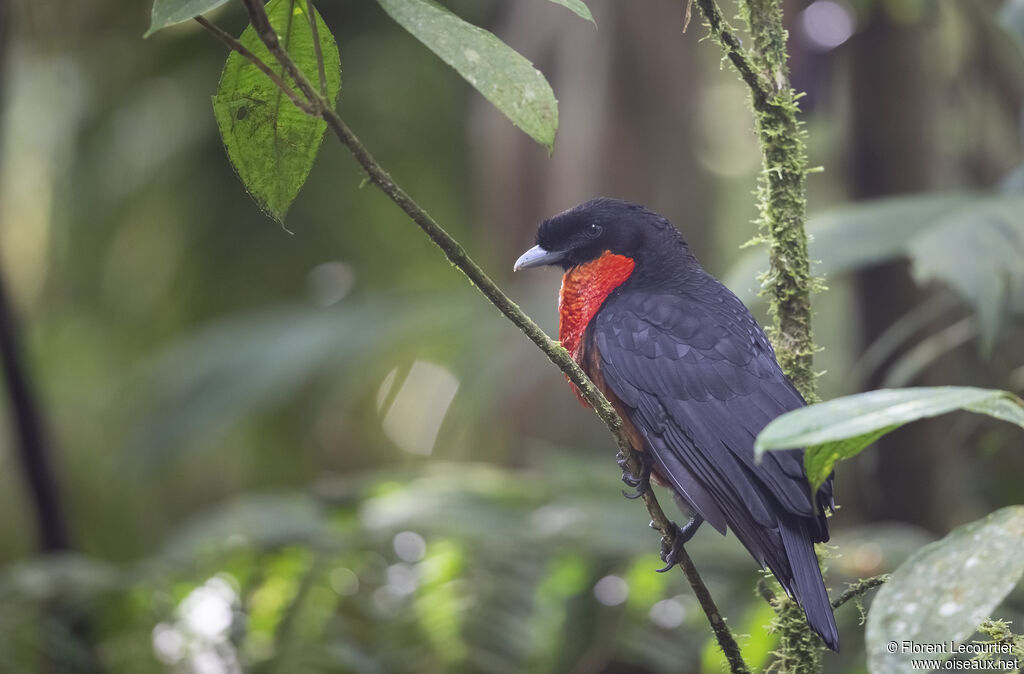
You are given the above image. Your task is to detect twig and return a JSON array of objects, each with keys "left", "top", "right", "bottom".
[
  {"left": 240, "top": 0, "right": 321, "bottom": 106},
  {"left": 303, "top": 0, "right": 328, "bottom": 98},
  {"left": 831, "top": 574, "right": 889, "bottom": 610},
  {"left": 691, "top": 0, "right": 769, "bottom": 109},
  {"left": 193, "top": 16, "right": 316, "bottom": 115},
  {"left": 679, "top": 550, "right": 750, "bottom": 673},
  {"left": 203, "top": 3, "right": 751, "bottom": 671}
]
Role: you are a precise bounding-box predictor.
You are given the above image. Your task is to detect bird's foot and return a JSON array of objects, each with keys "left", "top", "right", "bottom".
[
  {"left": 618, "top": 451, "right": 652, "bottom": 500},
  {"left": 656, "top": 515, "right": 703, "bottom": 573}
]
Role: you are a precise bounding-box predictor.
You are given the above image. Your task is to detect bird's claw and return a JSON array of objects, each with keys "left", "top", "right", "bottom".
[
  {"left": 618, "top": 452, "right": 651, "bottom": 500},
  {"left": 655, "top": 515, "right": 703, "bottom": 573}
]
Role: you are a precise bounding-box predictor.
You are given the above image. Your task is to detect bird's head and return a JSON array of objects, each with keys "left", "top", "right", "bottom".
[{"left": 513, "top": 198, "right": 687, "bottom": 273}]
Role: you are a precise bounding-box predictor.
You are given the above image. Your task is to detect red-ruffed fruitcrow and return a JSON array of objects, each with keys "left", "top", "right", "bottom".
[{"left": 515, "top": 198, "right": 839, "bottom": 651}]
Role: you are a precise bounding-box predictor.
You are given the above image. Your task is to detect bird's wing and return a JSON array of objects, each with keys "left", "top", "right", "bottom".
[{"left": 589, "top": 280, "right": 832, "bottom": 550}]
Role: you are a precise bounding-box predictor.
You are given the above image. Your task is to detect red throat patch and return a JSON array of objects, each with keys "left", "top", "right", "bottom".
[{"left": 559, "top": 251, "right": 636, "bottom": 364}]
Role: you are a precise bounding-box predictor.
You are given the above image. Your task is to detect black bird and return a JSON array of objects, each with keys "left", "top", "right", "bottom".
[{"left": 514, "top": 198, "right": 839, "bottom": 651}]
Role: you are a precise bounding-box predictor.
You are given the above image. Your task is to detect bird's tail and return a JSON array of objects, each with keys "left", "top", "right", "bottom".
[{"left": 778, "top": 516, "right": 840, "bottom": 651}]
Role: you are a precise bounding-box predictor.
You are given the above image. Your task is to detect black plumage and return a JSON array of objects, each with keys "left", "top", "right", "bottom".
[{"left": 515, "top": 198, "right": 839, "bottom": 651}]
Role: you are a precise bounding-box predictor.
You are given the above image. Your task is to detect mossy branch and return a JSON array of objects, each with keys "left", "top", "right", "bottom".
[
  {"left": 975, "top": 619, "right": 1024, "bottom": 663},
  {"left": 693, "top": 0, "right": 818, "bottom": 403},
  {"left": 831, "top": 574, "right": 889, "bottom": 610},
  {"left": 692, "top": 0, "right": 823, "bottom": 669},
  {"left": 195, "top": 2, "right": 749, "bottom": 672}
]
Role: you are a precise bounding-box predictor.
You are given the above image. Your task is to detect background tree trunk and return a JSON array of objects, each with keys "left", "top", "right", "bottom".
[
  {"left": 846, "top": 5, "right": 951, "bottom": 531},
  {"left": 471, "top": 0, "right": 711, "bottom": 262}
]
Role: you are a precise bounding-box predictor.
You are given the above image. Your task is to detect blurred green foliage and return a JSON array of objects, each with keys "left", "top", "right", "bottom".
[{"left": 2, "top": 0, "right": 1024, "bottom": 672}]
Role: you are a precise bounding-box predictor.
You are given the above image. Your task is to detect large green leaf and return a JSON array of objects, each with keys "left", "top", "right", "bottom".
[
  {"left": 724, "top": 193, "right": 1024, "bottom": 349},
  {"left": 375, "top": 0, "right": 558, "bottom": 151},
  {"left": 212, "top": 0, "right": 341, "bottom": 222},
  {"left": 0, "top": 554, "right": 121, "bottom": 602},
  {"left": 162, "top": 494, "right": 333, "bottom": 561},
  {"left": 908, "top": 197, "right": 1024, "bottom": 351},
  {"left": 755, "top": 387, "right": 1024, "bottom": 491},
  {"left": 145, "top": 0, "right": 231, "bottom": 37},
  {"left": 866, "top": 506, "right": 1024, "bottom": 674},
  {"left": 723, "top": 193, "right": 980, "bottom": 303},
  {"left": 130, "top": 295, "right": 487, "bottom": 465}
]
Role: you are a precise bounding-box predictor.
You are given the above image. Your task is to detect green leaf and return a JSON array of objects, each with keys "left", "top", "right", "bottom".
[
  {"left": 1001, "top": 0, "right": 1024, "bottom": 46},
  {"left": 0, "top": 554, "right": 121, "bottom": 602},
  {"left": 145, "top": 0, "right": 231, "bottom": 37},
  {"left": 725, "top": 193, "right": 1024, "bottom": 350},
  {"left": 908, "top": 197, "right": 1024, "bottom": 350},
  {"left": 162, "top": 494, "right": 332, "bottom": 560},
  {"left": 1001, "top": 162, "right": 1024, "bottom": 193},
  {"left": 545, "top": 0, "right": 596, "bottom": 24},
  {"left": 212, "top": 0, "right": 341, "bottom": 222},
  {"left": 131, "top": 295, "right": 482, "bottom": 465},
  {"left": 865, "top": 506, "right": 1024, "bottom": 674},
  {"left": 755, "top": 387, "right": 1024, "bottom": 492},
  {"left": 375, "top": 0, "right": 558, "bottom": 150},
  {"left": 801, "top": 425, "right": 897, "bottom": 494},
  {"left": 723, "top": 193, "right": 980, "bottom": 303}
]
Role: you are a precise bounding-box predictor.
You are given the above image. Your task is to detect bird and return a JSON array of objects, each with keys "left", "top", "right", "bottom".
[{"left": 513, "top": 197, "right": 839, "bottom": 651}]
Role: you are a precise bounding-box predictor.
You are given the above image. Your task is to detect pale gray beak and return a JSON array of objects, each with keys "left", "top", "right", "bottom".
[{"left": 513, "top": 245, "right": 566, "bottom": 271}]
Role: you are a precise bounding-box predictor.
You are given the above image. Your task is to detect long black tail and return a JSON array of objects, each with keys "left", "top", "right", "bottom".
[{"left": 777, "top": 516, "right": 840, "bottom": 651}]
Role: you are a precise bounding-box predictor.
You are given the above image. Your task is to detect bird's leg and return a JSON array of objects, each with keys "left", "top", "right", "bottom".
[
  {"left": 655, "top": 514, "right": 704, "bottom": 573},
  {"left": 618, "top": 450, "right": 652, "bottom": 500}
]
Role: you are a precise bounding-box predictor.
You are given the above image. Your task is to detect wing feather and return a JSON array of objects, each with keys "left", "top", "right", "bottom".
[{"left": 589, "top": 288, "right": 833, "bottom": 536}]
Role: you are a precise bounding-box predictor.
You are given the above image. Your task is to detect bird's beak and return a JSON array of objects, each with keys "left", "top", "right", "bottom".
[{"left": 513, "top": 245, "right": 565, "bottom": 272}]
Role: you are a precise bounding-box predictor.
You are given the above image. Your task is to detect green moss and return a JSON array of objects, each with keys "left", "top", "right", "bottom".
[
  {"left": 765, "top": 596, "right": 823, "bottom": 674},
  {"left": 975, "top": 620, "right": 1024, "bottom": 662},
  {"left": 693, "top": 0, "right": 826, "bottom": 669}
]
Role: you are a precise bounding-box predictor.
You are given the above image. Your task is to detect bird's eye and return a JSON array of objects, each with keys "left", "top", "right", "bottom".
[{"left": 585, "top": 223, "right": 603, "bottom": 238}]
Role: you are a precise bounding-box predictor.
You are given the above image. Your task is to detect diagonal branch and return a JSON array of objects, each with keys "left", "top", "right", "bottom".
[
  {"left": 196, "top": 2, "right": 751, "bottom": 671},
  {"left": 323, "top": 116, "right": 742, "bottom": 674}
]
